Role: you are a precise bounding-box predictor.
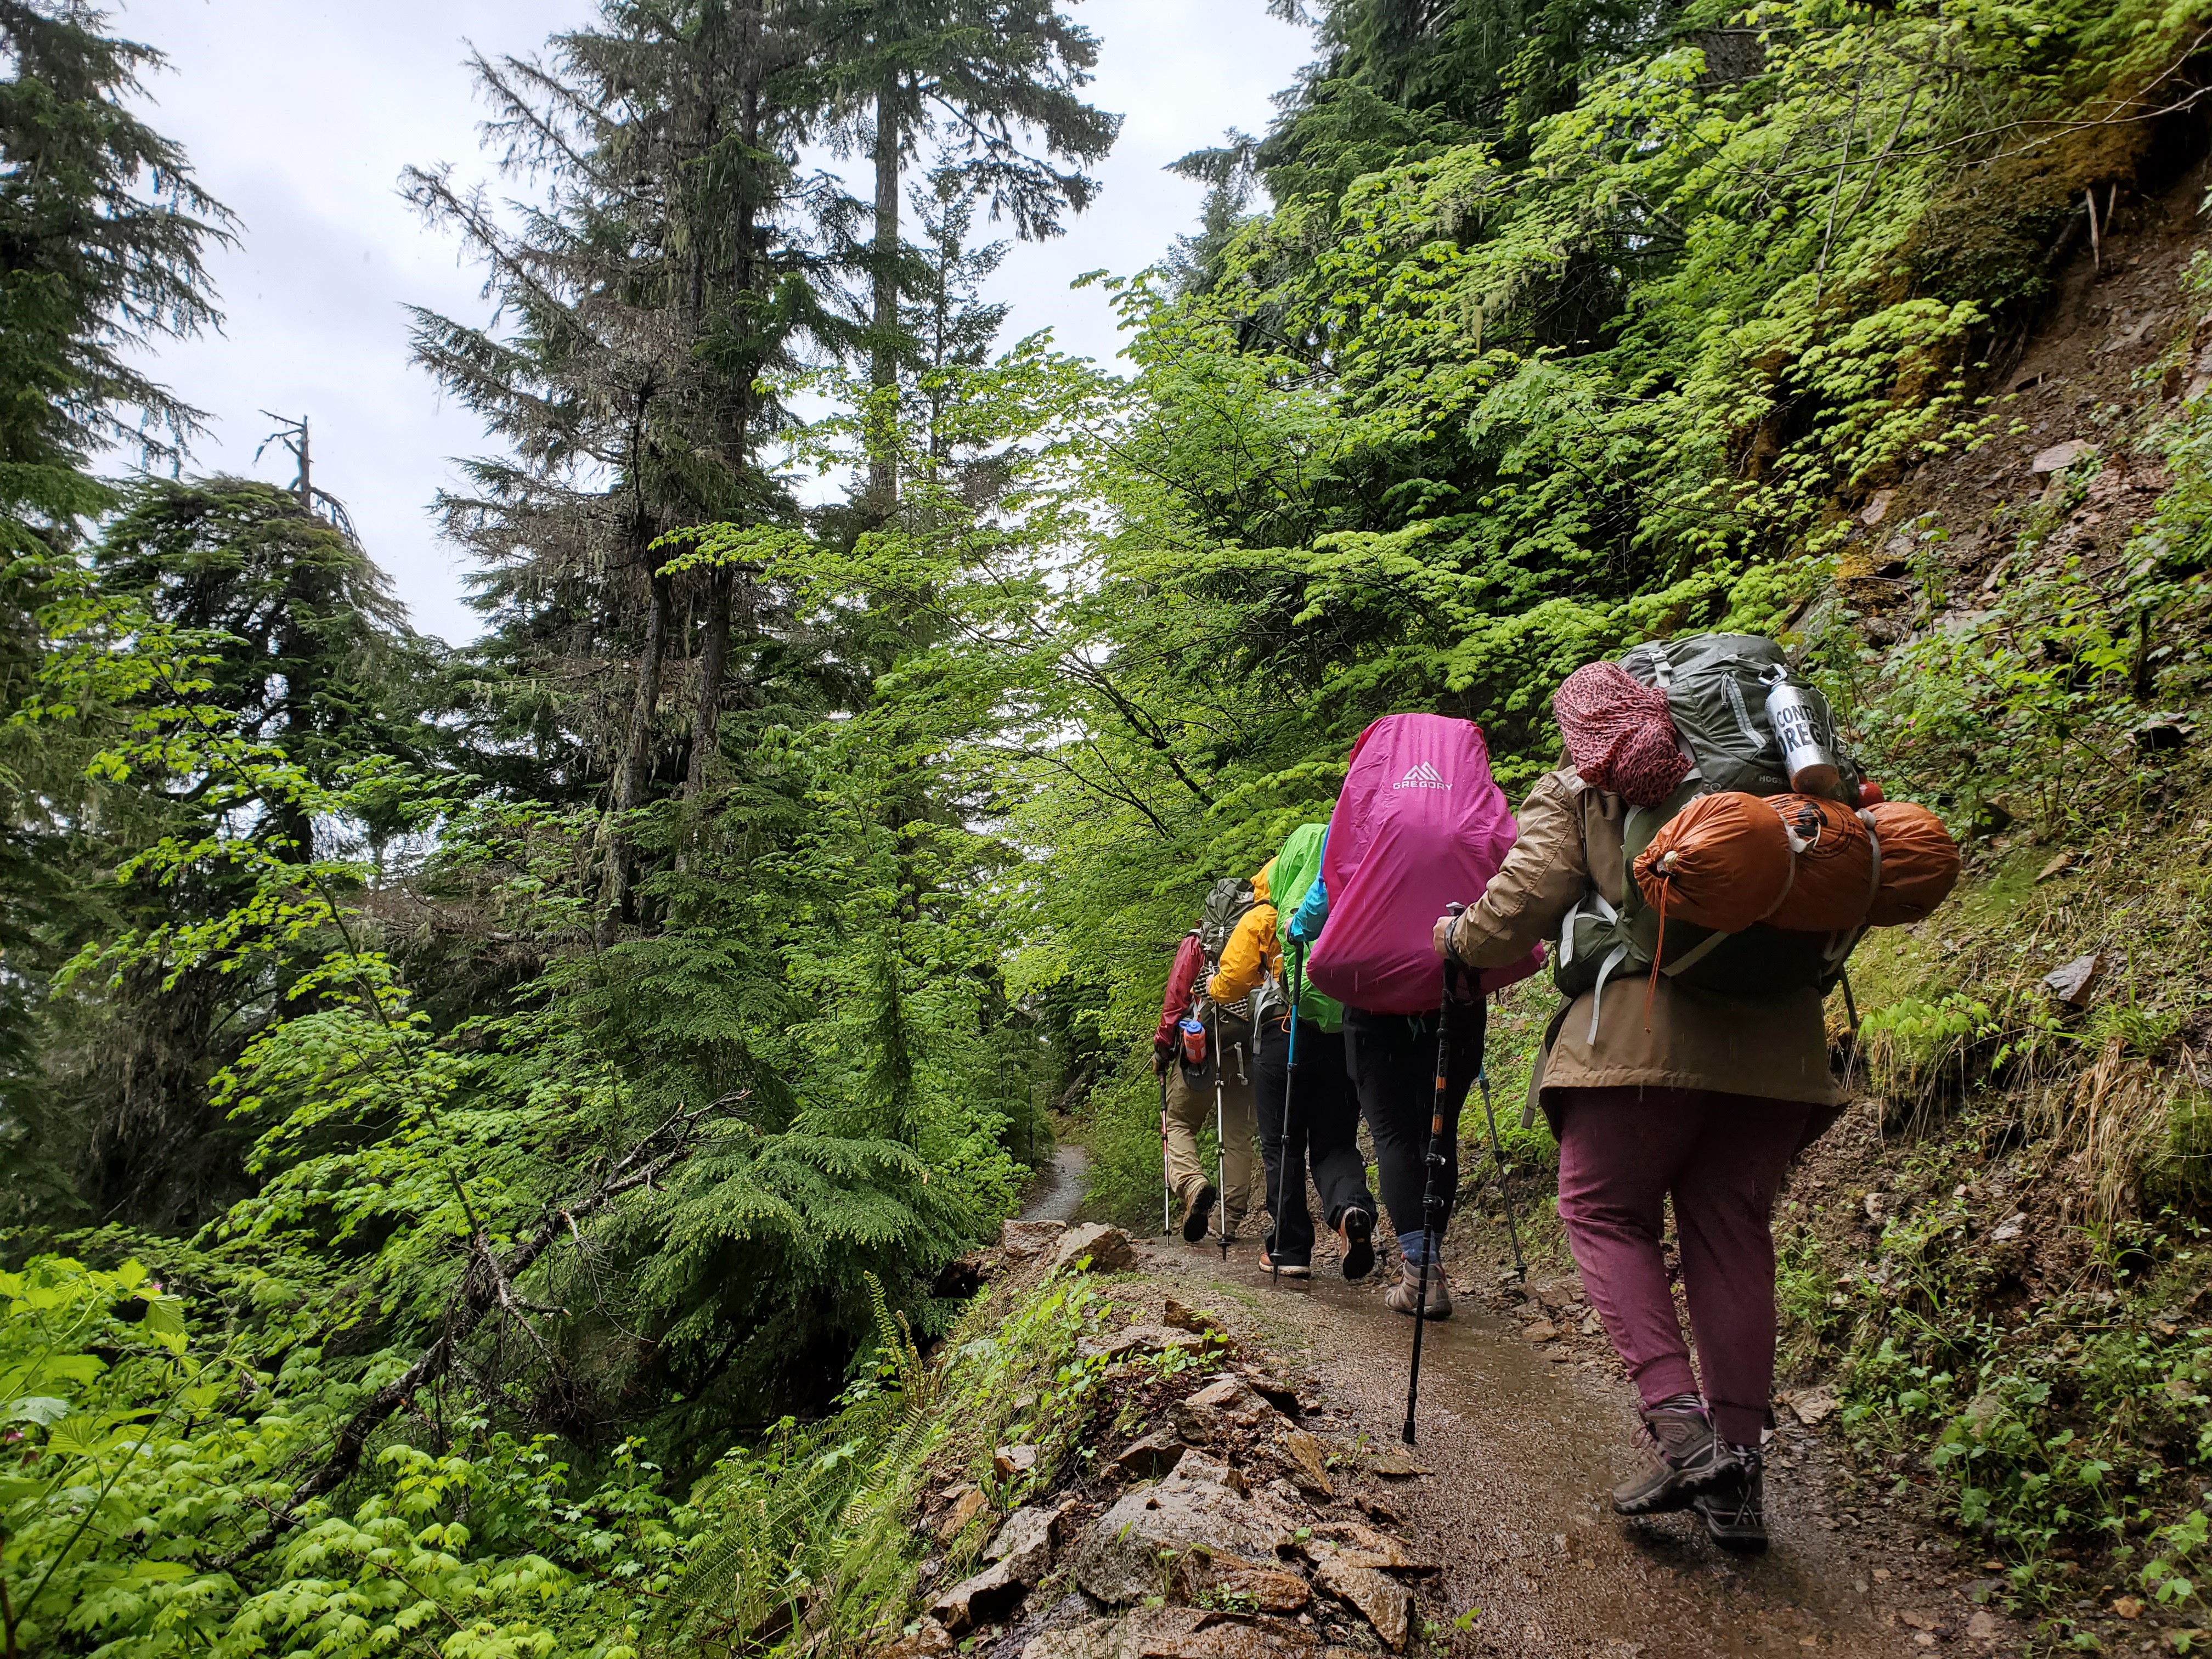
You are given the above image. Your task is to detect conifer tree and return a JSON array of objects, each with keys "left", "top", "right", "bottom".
[
  {"left": 406, "top": 0, "right": 842, "bottom": 943},
  {"left": 802, "top": 0, "right": 1118, "bottom": 515},
  {"left": 0, "top": 0, "right": 230, "bottom": 1235}
]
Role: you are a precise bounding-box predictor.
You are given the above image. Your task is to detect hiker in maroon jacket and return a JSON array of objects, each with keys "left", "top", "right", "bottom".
[
  {"left": 1436, "top": 663, "right": 1841, "bottom": 1555},
  {"left": 1152, "top": 928, "right": 1255, "bottom": 1240}
]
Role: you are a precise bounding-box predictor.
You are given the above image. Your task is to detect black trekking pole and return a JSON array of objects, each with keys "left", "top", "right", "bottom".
[
  {"left": 1472, "top": 1007, "right": 1528, "bottom": 1285},
  {"left": 1402, "top": 954, "right": 1458, "bottom": 1446},
  {"left": 1159, "top": 1069, "right": 1173, "bottom": 1236},
  {"left": 1270, "top": 943, "right": 1306, "bottom": 1287},
  {"left": 1216, "top": 1036, "right": 1238, "bottom": 1262}
]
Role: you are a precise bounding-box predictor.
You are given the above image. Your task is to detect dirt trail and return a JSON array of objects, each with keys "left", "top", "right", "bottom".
[
  {"left": 1022, "top": 1145, "right": 1090, "bottom": 1224},
  {"left": 1133, "top": 1235, "right": 1921, "bottom": 1659}
]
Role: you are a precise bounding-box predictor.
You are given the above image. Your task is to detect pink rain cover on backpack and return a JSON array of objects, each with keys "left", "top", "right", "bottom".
[{"left": 1307, "top": 713, "right": 1545, "bottom": 1014}]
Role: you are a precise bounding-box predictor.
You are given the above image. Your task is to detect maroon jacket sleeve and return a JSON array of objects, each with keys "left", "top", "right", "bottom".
[{"left": 1153, "top": 934, "right": 1204, "bottom": 1049}]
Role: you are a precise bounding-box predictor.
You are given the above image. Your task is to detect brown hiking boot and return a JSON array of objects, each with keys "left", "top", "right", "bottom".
[
  {"left": 1612, "top": 1406, "right": 1734, "bottom": 1516},
  {"left": 1336, "top": 1206, "right": 1375, "bottom": 1280},
  {"left": 1181, "top": 1185, "right": 1217, "bottom": 1243},
  {"left": 1383, "top": 1260, "right": 1451, "bottom": 1319}
]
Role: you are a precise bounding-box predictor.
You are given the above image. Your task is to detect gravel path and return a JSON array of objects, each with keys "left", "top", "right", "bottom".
[
  {"left": 1136, "top": 1235, "right": 1933, "bottom": 1659},
  {"left": 1020, "top": 1144, "right": 1090, "bottom": 1224}
]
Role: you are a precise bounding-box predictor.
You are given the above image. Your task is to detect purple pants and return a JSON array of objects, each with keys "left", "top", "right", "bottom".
[{"left": 1553, "top": 1086, "right": 1810, "bottom": 1446}]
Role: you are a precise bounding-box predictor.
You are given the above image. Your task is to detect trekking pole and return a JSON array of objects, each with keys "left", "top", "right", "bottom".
[
  {"left": 1215, "top": 1026, "right": 1232, "bottom": 1260},
  {"left": 1403, "top": 954, "right": 1457, "bottom": 1446},
  {"left": 1271, "top": 944, "right": 1306, "bottom": 1287},
  {"left": 1159, "top": 1070, "right": 1172, "bottom": 1236},
  {"left": 1471, "top": 998, "right": 1528, "bottom": 1285}
]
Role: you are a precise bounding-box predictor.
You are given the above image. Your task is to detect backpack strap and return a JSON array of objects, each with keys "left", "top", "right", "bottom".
[
  {"left": 1559, "top": 889, "right": 1618, "bottom": 968},
  {"left": 1587, "top": 943, "right": 1632, "bottom": 1045},
  {"left": 1658, "top": 927, "right": 1731, "bottom": 979},
  {"left": 1720, "top": 674, "right": 1765, "bottom": 751}
]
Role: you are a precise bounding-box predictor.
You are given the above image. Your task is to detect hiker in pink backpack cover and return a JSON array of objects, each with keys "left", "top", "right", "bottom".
[{"left": 1288, "top": 713, "right": 1541, "bottom": 1318}]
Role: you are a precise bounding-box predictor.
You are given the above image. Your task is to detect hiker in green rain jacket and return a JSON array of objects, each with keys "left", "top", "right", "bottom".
[{"left": 1212, "top": 825, "right": 1377, "bottom": 1280}]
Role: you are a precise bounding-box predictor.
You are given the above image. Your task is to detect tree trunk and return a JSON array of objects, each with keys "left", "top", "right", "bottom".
[
  {"left": 867, "top": 70, "right": 901, "bottom": 517},
  {"left": 685, "top": 568, "right": 732, "bottom": 799},
  {"left": 597, "top": 570, "right": 672, "bottom": 948}
]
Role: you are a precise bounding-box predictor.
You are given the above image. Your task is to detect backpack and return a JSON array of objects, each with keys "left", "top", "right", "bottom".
[
  {"left": 1553, "top": 634, "right": 1861, "bottom": 1030},
  {"left": 1618, "top": 633, "right": 1861, "bottom": 799},
  {"left": 1307, "top": 713, "right": 1526, "bottom": 1015},
  {"left": 1269, "top": 822, "right": 1344, "bottom": 1033},
  {"left": 1195, "top": 877, "right": 1260, "bottom": 1025}
]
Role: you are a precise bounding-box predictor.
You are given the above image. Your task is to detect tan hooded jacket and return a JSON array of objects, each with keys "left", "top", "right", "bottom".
[{"left": 1444, "top": 769, "right": 1841, "bottom": 1118}]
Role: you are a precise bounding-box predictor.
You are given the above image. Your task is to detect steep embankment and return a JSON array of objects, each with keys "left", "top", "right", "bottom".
[{"left": 866, "top": 1224, "right": 1952, "bottom": 1659}]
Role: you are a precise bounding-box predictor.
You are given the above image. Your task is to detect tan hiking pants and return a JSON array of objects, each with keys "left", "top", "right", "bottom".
[{"left": 1164, "top": 1037, "right": 1257, "bottom": 1223}]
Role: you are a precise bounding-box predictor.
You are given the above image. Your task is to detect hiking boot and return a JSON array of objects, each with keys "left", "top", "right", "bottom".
[
  {"left": 1337, "top": 1207, "right": 1375, "bottom": 1281},
  {"left": 1181, "top": 1185, "right": 1217, "bottom": 1243},
  {"left": 1693, "top": 1451, "right": 1768, "bottom": 1554},
  {"left": 1383, "top": 1260, "right": 1451, "bottom": 1319},
  {"left": 1260, "top": 1246, "right": 1312, "bottom": 1278},
  {"left": 1611, "top": 1406, "right": 1734, "bottom": 1516}
]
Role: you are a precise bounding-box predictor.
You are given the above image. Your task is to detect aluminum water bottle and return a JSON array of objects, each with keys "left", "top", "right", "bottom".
[{"left": 1765, "top": 678, "right": 1842, "bottom": 798}]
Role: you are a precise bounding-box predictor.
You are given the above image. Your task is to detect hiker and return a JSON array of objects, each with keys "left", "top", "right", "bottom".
[
  {"left": 1150, "top": 878, "right": 1261, "bottom": 1243},
  {"left": 1291, "top": 714, "right": 1538, "bottom": 1319},
  {"left": 1210, "top": 829, "right": 1376, "bottom": 1280},
  {"left": 1435, "top": 654, "right": 1847, "bottom": 1554}
]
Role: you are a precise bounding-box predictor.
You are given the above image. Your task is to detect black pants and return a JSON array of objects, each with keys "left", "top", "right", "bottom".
[
  {"left": 1255, "top": 1011, "right": 1373, "bottom": 1265},
  {"left": 1342, "top": 999, "right": 1484, "bottom": 1263}
]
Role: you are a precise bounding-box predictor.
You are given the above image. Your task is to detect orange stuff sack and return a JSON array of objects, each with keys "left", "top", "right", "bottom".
[
  {"left": 1632, "top": 791, "right": 1795, "bottom": 932},
  {"left": 1863, "top": 800, "right": 1961, "bottom": 926},
  {"left": 1763, "top": 795, "right": 1876, "bottom": 932}
]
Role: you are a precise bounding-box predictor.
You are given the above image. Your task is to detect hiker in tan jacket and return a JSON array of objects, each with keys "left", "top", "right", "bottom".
[{"left": 1434, "top": 664, "right": 1842, "bottom": 1556}]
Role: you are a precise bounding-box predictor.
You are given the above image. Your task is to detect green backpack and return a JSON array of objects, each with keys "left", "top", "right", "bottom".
[
  {"left": 1616, "top": 633, "right": 1861, "bottom": 799},
  {"left": 1551, "top": 634, "right": 1861, "bottom": 1032},
  {"left": 1268, "top": 823, "right": 1343, "bottom": 1033}
]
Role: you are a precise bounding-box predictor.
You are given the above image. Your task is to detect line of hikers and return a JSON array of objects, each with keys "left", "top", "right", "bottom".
[{"left": 1148, "top": 635, "right": 1960, "bottom": 1556}]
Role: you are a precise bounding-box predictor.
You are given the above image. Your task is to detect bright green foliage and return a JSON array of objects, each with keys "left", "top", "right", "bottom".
[{"left": 0, "top": 1252, "right": 705, "bottom": 1658}]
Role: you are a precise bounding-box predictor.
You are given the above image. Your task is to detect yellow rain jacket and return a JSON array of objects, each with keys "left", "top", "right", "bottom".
[{"left": 1207, "top": 860, "right": 1280, "bottom": 1007}]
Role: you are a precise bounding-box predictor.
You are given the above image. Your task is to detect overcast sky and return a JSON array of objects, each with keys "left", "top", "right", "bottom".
[{"left": 113, "top": 0, "right": 1314, "bottom": 642}]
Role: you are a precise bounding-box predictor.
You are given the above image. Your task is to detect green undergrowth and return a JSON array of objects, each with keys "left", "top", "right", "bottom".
[{"left": 0, "top": 1250, "right": 1202, "bottom": 1659}]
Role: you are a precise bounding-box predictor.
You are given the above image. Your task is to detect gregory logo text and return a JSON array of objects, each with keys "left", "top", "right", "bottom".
[{"left": 1393, "top": 762, "right": 1448, "bottom": 791}]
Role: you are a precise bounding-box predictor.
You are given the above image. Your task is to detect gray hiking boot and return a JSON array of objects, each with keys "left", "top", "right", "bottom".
[
  {"left": 1383, "top": 1260, "right": 1451, "bottom": 1319},
  {"left": 1693, "top": 1450, "right": 1769, "bottom": 1553},
  {"left": 1612, "top": 1406, "right": 1734, "bottom": 1516}
]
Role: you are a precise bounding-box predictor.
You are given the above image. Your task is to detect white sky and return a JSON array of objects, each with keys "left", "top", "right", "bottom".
[{"left": 114, "top": 0, "right": 1314, "bottom": 643}]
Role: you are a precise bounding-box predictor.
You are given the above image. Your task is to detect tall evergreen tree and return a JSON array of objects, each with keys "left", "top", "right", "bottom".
[
  {"left": 406, "top": 0, "right": 844, "bottom": 943},
  {"left": 0, "top": 0, "right": 230, "bottom": 1236},
  {"left": 0, "top": 0, "right": 232, "bottom": 554},
  {"left": 803, "top": 0, "right": 1118, "bottom": 515}
]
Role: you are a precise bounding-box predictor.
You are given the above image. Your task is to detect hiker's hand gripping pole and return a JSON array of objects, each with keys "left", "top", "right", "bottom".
[{"left": 1403, "top": 941, "right": 1459, "bottom": 1446}]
